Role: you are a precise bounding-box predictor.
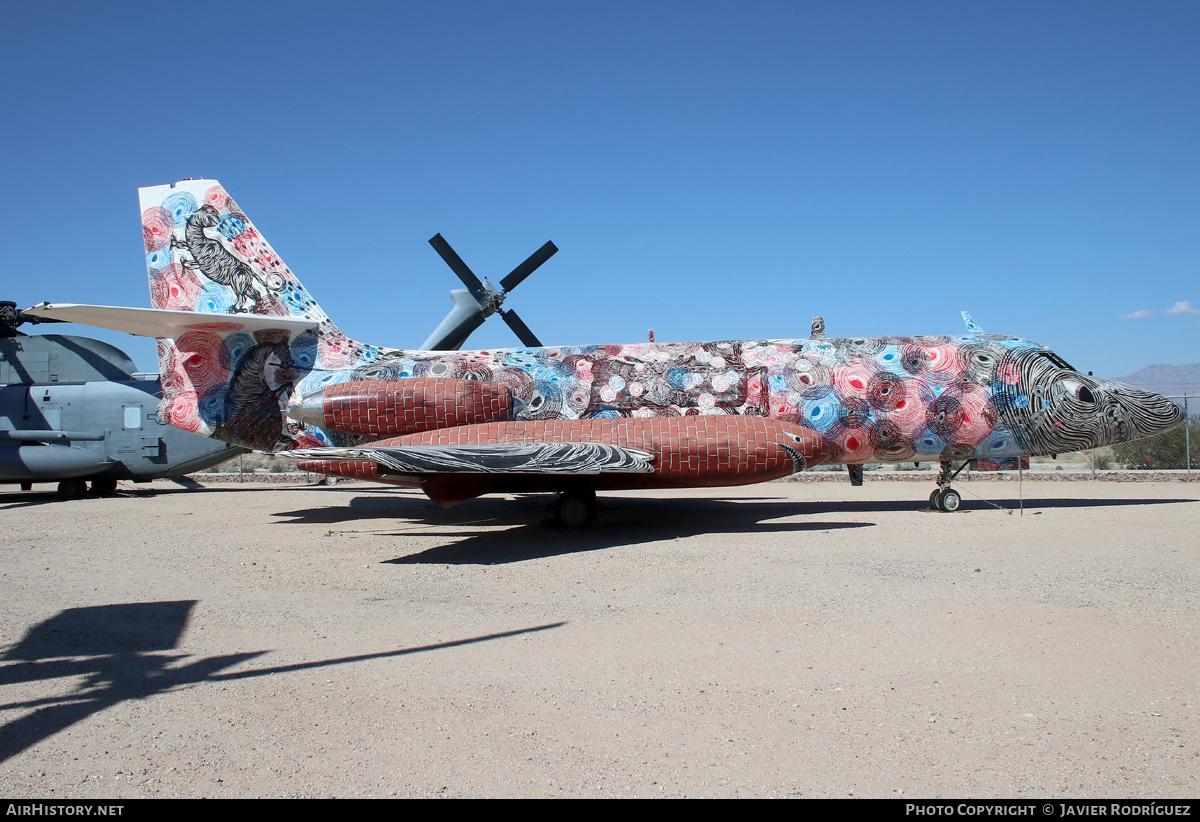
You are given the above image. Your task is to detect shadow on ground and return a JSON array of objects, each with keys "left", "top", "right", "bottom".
[
  {"left": 272, "top": 494, "right": 874, "bottom": 564},
  {"left": 0, "top": 601, "right": 561, "bottom": 764},
  {"left": 265, "top": 488, "right": 1199, "bottom": 564}
]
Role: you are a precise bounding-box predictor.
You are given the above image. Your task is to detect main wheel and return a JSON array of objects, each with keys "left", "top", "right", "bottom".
[
  {"left": 940, "top": 488, "right": 962, "bottom": 512},
  {"left": 929, "top": 489, "right": 944, "bottom": 511},
  {"left": 556, "top": 494, "right": 595, "bottom": 528},
  {"left": 90, "top": 477, "right": 118, "bottom": 496},
  {"left": 57, "top": 479, "right": 87, "bottom": 500}
]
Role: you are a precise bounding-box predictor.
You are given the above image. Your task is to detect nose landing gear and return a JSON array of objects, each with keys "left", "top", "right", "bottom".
[{"left": 930, "top": 460, "right": 968, "bottom": 512}]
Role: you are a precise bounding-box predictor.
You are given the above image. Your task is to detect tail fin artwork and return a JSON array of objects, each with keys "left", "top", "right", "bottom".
[{"left": 138, "top": 179, "right": 379, "bottom": 450}]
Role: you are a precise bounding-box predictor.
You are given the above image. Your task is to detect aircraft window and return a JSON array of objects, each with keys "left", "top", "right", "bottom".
[
  {"left": 1077, "top": 385, "right": 1096, "bottom": 404},
  {"left": 1039, "top": 352, "right": 1076, "bottom": 371},
  {"left": 124, "top": 406, "right": 142, "bottom": 429}
]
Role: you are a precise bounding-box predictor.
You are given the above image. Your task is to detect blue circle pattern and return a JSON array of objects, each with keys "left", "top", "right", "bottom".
[
  {"left": 290, "top": 334, "right": 319, "bottom": 371},
  {"left": 222, "top": 334, "right": 254, "bottom": 366},
  {"left": 198, "top": 283, "right": 234, "bottom": 314},
  {"left": 198, "top": 387, "right": 227, "bottom": 427},
  {"left": 146, "top": 250, "right": 172, "bottom": 271},
  {"left": 162, "top": 192, "right": 198, "bottom": 227},
  {"left": 218, "top": 215, "right": 246, "bottom": 240},
  {"left": 802, "top": 392, "right": 845, "bottom": 433}
]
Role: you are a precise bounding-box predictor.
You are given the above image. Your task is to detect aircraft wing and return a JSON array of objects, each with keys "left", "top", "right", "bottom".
[
  {"left": 283, "top": 443, "right": 656, "bottom": 476},
  {"left": 22, "top": 303, "right": 318, "bottom": 338}
]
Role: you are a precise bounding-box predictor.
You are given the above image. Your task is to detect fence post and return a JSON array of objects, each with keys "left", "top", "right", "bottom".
[{"left": 1186, "top": 395, "right": 1191, "bottom": 477}]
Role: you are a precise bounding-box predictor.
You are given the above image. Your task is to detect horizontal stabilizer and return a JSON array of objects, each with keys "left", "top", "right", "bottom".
[
  {"left": 22, "top": 303, "right": 318, "bottom": 339},
  {"left": 283, "top": 442, "right": 656, "bottom": 475}
]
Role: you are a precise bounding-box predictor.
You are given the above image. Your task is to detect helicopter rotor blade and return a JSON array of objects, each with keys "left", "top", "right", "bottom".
[
  {"left": 428, "top": 234, "right": 485, "bottom": 296},
  {"left": 501, "top": 309, "right": 543, "bottom": 348},
  {"left": 499, "top": 240, "right": 558, "bottom": 293}
]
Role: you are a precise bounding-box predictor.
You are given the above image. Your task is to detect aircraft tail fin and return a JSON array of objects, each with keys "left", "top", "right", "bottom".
[
  {"left": 140, "top": 180, "right": 338, "bottom": 327},
  {"left": 138, "top": 180, "right": 370, "bottom": 450}
]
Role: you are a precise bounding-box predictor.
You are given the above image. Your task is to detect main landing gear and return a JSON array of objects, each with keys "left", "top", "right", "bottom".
[
  {"left": 55, "top": 477, "right": 119, "bottom": 499},
  {"left": 544, "top": 490, "right": 599, "bottom": 528},
  {"left": 929, "top": 460, "right": 967, "bottom": 512},
  {"left": 90, "top": 477, "right": 118, "bottom": 496},
  {"left": 56, "top": 479, "right": 87, "bottom": 500}
]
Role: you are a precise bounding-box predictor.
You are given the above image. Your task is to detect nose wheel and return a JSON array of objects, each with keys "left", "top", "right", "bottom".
[
  {"left": 930, "top": 461, "right": 967, "bottom": 512},
  {"left": 930, "top": 487, "right": 962, "bottom": 512}
]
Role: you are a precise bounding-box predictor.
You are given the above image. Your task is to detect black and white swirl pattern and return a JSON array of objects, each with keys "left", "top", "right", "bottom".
[{"left": 285, "top": 443, "right": 656, "bottom": 475}]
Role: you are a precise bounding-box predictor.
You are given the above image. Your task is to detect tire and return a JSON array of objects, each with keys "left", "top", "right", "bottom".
[
  {"left": 57, "top": 479, "right": 87, "bottom": 500},
  {"left": 929, "top": 489, "right": 944, "bottom": 511},
  {"left": 557, "top": 495, "right": 593, "bottom": 528},
  {"left": 940, "top": 489, "right": 962, "bottom": 512},
  {"left": 90, "top": 477, "right": 118, "bottom": 496}
]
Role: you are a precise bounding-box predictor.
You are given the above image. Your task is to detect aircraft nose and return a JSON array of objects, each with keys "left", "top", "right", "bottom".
[{"left": 1102, "top": 380, "right": 1185, "bottom": 441}]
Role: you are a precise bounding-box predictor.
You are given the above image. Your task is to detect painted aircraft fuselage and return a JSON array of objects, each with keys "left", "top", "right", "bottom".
[{"left": 29, "top": 178, "right": 1185, "bottom": 506}]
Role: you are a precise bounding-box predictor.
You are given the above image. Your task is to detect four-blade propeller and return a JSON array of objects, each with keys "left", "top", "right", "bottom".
[{"left": 420, "top": 234, "right": 558, "bottom": 350}]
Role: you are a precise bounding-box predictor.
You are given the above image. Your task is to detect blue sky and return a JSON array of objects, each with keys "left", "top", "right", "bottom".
[{"left": 2, "top": 1, "right": 1196, "bottom": 378}]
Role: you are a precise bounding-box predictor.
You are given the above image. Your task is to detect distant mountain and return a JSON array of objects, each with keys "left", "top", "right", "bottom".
[{"left": 1111, "top": 362, "right": 1200, "bottom": 399}]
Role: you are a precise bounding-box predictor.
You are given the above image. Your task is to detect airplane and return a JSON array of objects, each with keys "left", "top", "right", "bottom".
[
  {"left": 24, "top": 178, "right": 1185, "bottom": 525},
  {"left": 1, "top": 302, "right": 246, "bottom": 498}
]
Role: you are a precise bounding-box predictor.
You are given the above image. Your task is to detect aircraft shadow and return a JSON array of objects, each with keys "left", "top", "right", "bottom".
[
  {"left": 788, "top": 496, "right": 1199, "bottom": 515},
  {"left": 271, "top": 489, "right": 1199, "bottom": 564},
  {"left": 0, "top": 601, "right": 561, "bottom": 764},
  {"left": 963, "top": 496, "right": 1197, "bottom": 510},
  {"left": 0, "top": 481, "right": 342, "bottom": 509},
  {"left": 359, "top": 496, "right": 875, "bottom": 565}
]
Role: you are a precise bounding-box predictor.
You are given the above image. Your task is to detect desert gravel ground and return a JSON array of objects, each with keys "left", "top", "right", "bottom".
[{"left": 0, "top": 478, "right": 1197, "bottom": 798}]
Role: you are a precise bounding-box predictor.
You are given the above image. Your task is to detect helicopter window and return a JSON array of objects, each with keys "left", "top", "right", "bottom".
[
  {"left": 1077, "top": 385, "right": 1096, "bottom": 404},
  {"left": 123, "top": 406, "right": 143, "bottom": 430}
]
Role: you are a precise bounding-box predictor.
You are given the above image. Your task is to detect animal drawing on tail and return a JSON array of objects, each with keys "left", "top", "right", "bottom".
[{"left": 172, "top": 205, "right": 283, "bottom": 312}]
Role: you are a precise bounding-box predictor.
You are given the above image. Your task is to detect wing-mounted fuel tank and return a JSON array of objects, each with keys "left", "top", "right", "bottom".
[{"left": 287, "top": 378, "right": 514, "bottom": 439}]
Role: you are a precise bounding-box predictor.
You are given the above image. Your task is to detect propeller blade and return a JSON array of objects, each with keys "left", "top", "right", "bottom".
[
  {"left": 501, "top": 309, "right": 543, "bottom": 348},
  {"left": 499, "top": 240, "right": 558, "bottom": 292},
  {"left": 428, "top": 234, "right": 485, "bottom": 295}
]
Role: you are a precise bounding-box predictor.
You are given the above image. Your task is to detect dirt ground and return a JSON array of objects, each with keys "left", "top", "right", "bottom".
[{"left": 0, "top": 478, "right": 1196, "bottom": 798}]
